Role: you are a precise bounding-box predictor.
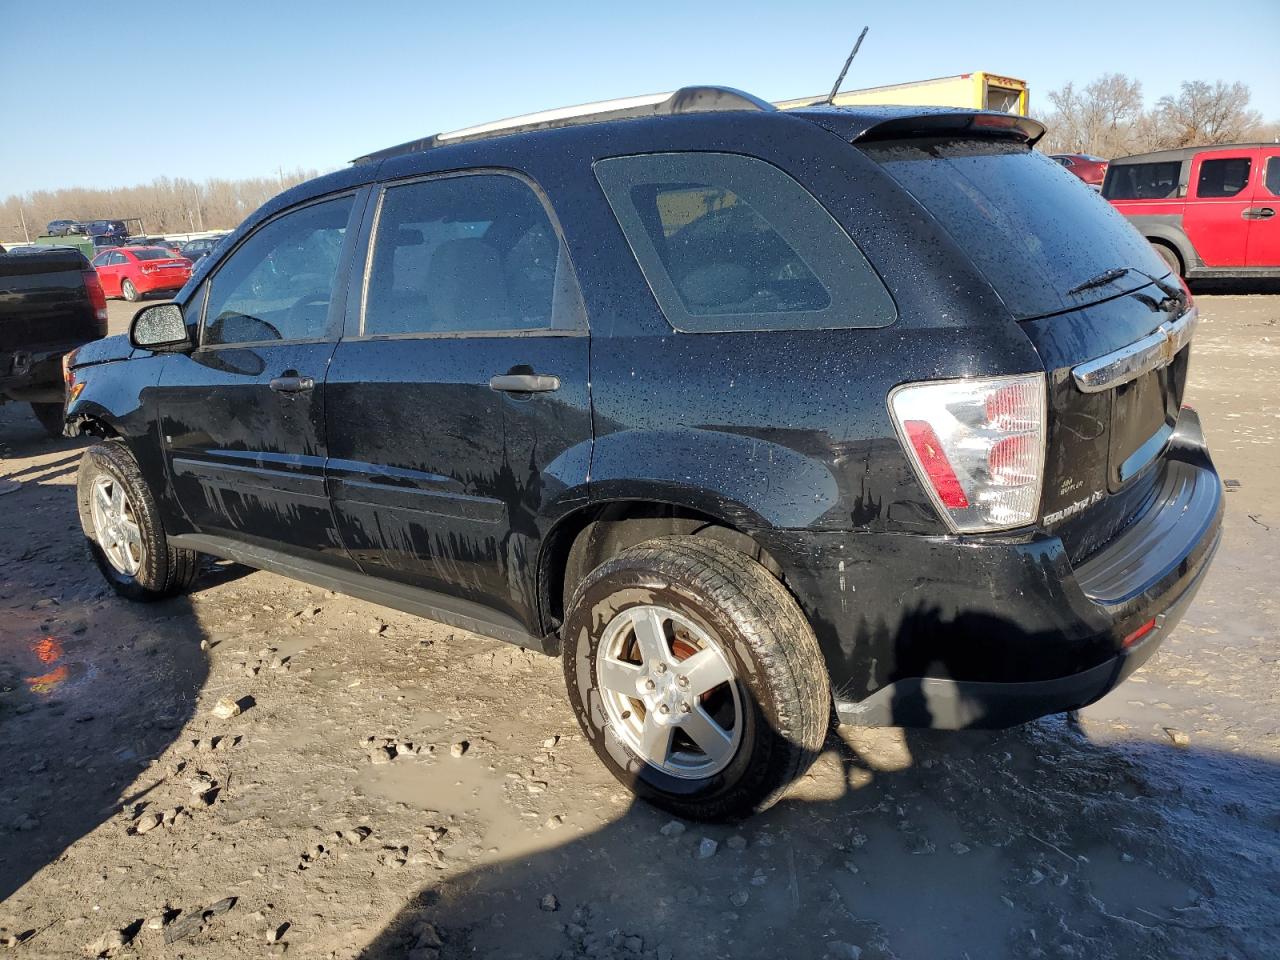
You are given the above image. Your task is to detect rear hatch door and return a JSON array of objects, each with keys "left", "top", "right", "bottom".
[{"left": 860, "top": 130, "right": 1192, "bottom": 558}]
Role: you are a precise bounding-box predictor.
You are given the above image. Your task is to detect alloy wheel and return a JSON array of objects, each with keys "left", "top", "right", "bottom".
[
  {"left": 595, "top": 604, "right": 743, "bottom": 778},
  {"left": 90, "top": 473, "right": 144, "bottom": 576}
]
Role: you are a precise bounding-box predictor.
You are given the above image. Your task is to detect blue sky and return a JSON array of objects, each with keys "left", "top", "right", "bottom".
[{"left": 2, "top": 0, "right": 1277, "bottom": 196}]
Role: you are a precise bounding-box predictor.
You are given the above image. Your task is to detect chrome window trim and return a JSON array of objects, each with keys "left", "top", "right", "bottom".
[{"left": 1072, "top": 306, "right": 1197, "bottom": 394}]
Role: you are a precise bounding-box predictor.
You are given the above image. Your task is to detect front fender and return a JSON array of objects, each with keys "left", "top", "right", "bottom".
[{"left": 65, "top": 354, "right": 186, "bottom": 531}]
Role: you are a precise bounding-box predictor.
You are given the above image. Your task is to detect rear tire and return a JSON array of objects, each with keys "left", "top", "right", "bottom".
[
  {"left": 77, "top": 441, "right": 200, "bottom": 601},
  {"left": 30, "top": 402, "right": 65, "bottom": 438},
  {"left": 563, "top": 536, "right": 829, "bottom": 820},
  {"left": 121, "top": 278, "right": 140, "bottom": 302},
  {"left": 1150, "top": 241, "right": 1183, "bottom": 278}
]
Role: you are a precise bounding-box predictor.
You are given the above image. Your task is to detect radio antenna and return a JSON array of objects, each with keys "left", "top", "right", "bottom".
[{"left": 825, "top": 27, "right": 870, "bottom": 105}]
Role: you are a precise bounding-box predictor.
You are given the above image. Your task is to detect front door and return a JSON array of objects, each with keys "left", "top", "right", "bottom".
[
  {"left": 91, "top": 251, "right": 126, "bottom": 297},
  {"left": 325, "top": 171, "right": 591, "bottom": 627},
  {"left": 1246, "top": 149, "right": 1280, "bottom": 267},
  {"left": 1183, "top": 150, "right": 1256, "bottom": 267},
  {"left": 156, "top": 192, "right": 362, "bottom": 562}
]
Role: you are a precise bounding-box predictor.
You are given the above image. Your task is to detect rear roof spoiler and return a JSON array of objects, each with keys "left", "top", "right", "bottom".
[{"left": 791, "top": 105, "right": 1045, "bottom": 147}]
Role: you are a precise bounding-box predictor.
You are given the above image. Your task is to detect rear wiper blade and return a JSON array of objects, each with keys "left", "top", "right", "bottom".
[
  {"left": 1066, "top": 267, "right": 1130, "bottom": 297},
  {"left": 1130, "top": 268, "right": 1184, "bottom": 306}
]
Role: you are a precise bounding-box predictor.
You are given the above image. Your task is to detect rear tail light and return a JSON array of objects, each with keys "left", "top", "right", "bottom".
[
  {"left": 82, "top": 269, "right": 108, "bottom": 324},
  {"left": 890, "top": 373, "right": 1047, "bottom": 533}
]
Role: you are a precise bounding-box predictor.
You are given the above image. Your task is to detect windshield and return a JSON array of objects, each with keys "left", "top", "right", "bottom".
[
  {"left": 132, "top": 248, "right": 175, "bottom": 260},
  {"left": 863, "top": 138, "right": 1170, "bottom": 320}
]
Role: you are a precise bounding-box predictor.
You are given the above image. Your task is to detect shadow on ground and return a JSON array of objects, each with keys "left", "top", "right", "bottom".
[
  {"left": 0, "top": 406, "right": 215, "bottom": 905},
  {"left": 358, "top": 719, "right": 1279, "bottom": 960}
]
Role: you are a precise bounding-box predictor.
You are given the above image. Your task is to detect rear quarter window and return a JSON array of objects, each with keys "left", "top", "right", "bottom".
[
  {"left": 1102, "top": 161, "right": 1183, "bottom": 200},
  {"left": 593, "top": 152, "right": 895, "bottom": 333}
]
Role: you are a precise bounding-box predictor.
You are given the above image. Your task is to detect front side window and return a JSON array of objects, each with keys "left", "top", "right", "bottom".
[
  {"left": 91, "top": 253, "right": 110, "bottom": 267},
  {"left": 1101, "top": 161, "right": 1182, "bottom": 200},
  {"left": 202, "top": 195, "right": 353, "bottom": 346},
  {"left": 1196, "top": 157, "right": 1251, "bottom": 198},
  {"left": 363, "top": 173, "right": 585, "bottom": 336},
  {"left": 594, "top": 152, "right": 895, "bottom": 332}
]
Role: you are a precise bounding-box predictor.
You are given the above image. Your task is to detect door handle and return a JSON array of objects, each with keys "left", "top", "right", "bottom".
[
  {"left": 1242, "top": 207, "right": 1275, "bottom": 220},
  {"left": 489, "top": 373, "right": 561, "bottom": 394},
  {"left": 269, "top": 374, "right": 315, "bottom": 394}
]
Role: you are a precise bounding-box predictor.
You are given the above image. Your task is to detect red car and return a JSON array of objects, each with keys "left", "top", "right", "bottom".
[
  {"left": 1103, "top": 143, "right": 1280, "bottom": 278},
  {"left": 1051, "top": 153, "right": 1109, "bottom": 188},
  {"left": 91, "top": 246, "right": 192, "bottom": 301}
]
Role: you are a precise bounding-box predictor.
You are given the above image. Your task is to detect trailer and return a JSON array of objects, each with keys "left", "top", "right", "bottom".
[{"left": 778, "top": 71, "right": 1030, "bottom": 116}]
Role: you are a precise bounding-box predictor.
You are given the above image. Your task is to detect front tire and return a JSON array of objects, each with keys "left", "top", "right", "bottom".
[
  {"left": 121, "top": 278, "right": 140, "bottom": 302},
  {"left": 77, "top": 441, "right": 199, "bottom": 601},
  {"left": 563, "top": 536, "right": 829, "bottom": 820}
]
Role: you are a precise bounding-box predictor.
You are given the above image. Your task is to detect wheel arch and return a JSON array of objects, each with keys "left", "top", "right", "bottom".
[
  {"left": 1135, "top": 220, "right": 1197, "bottom": 275},
  {"left": 537, "top": 498, "right": 786, "bottom": 639}
]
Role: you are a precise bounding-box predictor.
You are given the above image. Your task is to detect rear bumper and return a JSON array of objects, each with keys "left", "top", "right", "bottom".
[
  {"left": 759, "top": 408, "right": 1224, "bottom": 729},
  {"left": 135, "top": 271, "right": 190, "bottom": 292},
  {"left": 832, "top": 522, "right": 1218, "bottom": 728}
]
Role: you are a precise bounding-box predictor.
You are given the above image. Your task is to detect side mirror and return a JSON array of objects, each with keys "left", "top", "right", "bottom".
[{"left": 130, "top": 303, "right": 191, "bottom": 352}]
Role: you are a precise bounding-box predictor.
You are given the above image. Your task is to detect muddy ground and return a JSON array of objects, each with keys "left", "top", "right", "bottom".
[{"left": 0, "top": 290, "right": 1277, "bottom": 960}]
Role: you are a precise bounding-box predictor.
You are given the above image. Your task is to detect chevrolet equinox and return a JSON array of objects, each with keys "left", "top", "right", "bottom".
[{"left": 63, "top": 87, "right": 1223, "bottom": 819}]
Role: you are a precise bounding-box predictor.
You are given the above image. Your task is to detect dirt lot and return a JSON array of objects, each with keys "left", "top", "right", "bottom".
[{"left": 1, "top": 290, "right": 1277, "bottom": 960}]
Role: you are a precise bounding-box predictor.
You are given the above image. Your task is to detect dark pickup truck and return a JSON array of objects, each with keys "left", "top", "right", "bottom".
[{"left": 0, "top": 247, "right": 108, "bottom": 436}]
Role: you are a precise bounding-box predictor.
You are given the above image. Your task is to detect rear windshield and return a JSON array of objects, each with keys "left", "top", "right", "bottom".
[
  {"left": 132, "top": 248, "right": 173, "bottom": 260},
  {"left": 865, "top": 139, "right": 1170, "bottom": 320}
]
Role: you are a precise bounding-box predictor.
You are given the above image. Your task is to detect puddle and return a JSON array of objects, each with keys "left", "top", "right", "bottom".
[
  {"left": 358, "top": 757, "right": 545, "bottom": 857},
  {"left": 0, "top": 632, "right": 96, "bottom": 702}
]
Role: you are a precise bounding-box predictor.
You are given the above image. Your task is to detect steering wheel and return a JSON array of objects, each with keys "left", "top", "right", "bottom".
[{"left": 287, "top": 292, "right": 330, "bottom": 332}]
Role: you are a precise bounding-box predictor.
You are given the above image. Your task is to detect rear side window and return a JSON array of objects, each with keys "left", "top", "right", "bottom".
[
  {"left": 1265, "top": 157, "right": 1280, "bottom": 198},
  {"left": 1196, "top": 157, "right": 1251, "bottom": 198},
  {"left": 594, "top": 152, "right": 895, "bottom": 333},
  {"left": 1101, "top": 161, "right": 1182, "bottom": 200},
  {"left": 362, "top": 173, "right": 585, "bottom": 336}
]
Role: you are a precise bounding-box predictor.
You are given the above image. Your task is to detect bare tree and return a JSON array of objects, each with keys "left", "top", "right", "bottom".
[
  {"left": 1040, "top": 74, "right": 1273, "bottom": 159},
  {"left": 0, "top": 169, "right": 322, "bottom": 243},
  {"left": 1154, "top": 80, "right": 1264, "bottom": 147},
  {"left": 1042, "top": 73, "right": 1146, "bottom": 156}
]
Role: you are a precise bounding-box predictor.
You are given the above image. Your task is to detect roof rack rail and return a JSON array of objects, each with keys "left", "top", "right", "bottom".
[{"left": 352, "top": 85, "right": 774, "bottom": 165}]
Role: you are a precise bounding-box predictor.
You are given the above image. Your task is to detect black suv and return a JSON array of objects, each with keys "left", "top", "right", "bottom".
[{"left": 63, "top": 88, "right": 1223, "bottom": 819}]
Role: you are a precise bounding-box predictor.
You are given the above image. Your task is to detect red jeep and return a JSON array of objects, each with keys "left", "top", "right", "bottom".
[{"left": 1103, "top": 143, "right": 1280, "bottom": 278}]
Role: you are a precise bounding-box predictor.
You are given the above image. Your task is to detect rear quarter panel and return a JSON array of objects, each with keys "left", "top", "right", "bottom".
[{"left": 522, "top": 114, "right": 1043, "bottom": 537}]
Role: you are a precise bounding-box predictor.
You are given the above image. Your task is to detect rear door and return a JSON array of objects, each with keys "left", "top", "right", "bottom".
[
  {"left": 1184, "top": 149, "right": 1257, "bottom": 267},
  {"left": 325, "top": 170, "right": 591, "bottom": 627},
  {"left": 156, "top": 192, "right": 363, "bottom": 561},
  {"left": 1246, "top": 149, "right": 1280, "bottom": 267}
]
